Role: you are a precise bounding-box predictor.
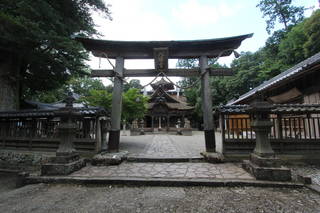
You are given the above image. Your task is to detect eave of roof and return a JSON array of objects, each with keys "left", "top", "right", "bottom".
[
  {"left": 216, "top": 104, "right": 320, "bottom": 114},
  {"left": 227, "top": 52, "right": 320, "bottom": 105},
  {"left": 76, "top": 33, "right": 253, "bottom": 59}
]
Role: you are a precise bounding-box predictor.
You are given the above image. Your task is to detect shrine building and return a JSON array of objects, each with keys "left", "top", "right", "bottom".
[{"left": 143, "top": 79, "right": 194, "bottom": 132}]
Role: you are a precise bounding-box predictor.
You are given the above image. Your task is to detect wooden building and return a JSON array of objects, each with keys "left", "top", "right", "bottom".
[
  {"left": 228, "top": 52, "right": 320, "bottom": 105},
  {"left": 143, "top": 79, "right": 194, "bottom": 132}
]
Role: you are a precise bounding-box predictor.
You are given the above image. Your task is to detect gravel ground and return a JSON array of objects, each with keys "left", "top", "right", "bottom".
[
  {"left": 0, "top": 183, "right": 319, "bottom": 213},
  {"left": 0, "top": 172, "right": 18, "bottom": 195},
  {"left": 288, "top": 164, "right": 320, "bottom": 185}
]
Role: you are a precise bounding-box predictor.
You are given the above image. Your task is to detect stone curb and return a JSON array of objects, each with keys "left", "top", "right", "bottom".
[
  {"left": 24, "top": 175, "right": 304, "bottom": 188},
  {"left": 305, "top": 184, "right": 320, "bottom": 195},
  {"left": 126, "top": 157, "right": 204, "bottom": 163}
]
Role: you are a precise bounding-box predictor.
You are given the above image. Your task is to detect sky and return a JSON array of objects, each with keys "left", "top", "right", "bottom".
[{"left": 88, "top": 0, "right": 319, "bottom": 89}]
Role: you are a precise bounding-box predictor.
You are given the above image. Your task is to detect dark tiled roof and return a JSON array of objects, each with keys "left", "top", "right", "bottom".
[
  {"left": 228, "top": 52, "right": 320, "bottom": 105},
  {"left": 148, "top": 102, "right": 194, "bottom": 110},
  {"left": 0, "top": 107, "right": 108, "bottom": 118},
  {"left": 216, "top": 104, "right": 320, "bottom": 114}
]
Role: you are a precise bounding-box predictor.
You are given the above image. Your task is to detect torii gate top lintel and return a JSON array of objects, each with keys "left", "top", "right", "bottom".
[{"left": 77, "top": 33, "right": 253, "bottom": 59}]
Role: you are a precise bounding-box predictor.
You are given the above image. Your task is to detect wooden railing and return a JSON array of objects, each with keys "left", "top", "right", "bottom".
[
  {"left": 0, "top": 116, "right": 101, "bottom": 153},
  {"left": 220, "top": 112, "right": 320, "bottom": 155},
  {"left": 223, "top": 114, "right": 320, "bottom": 141}
]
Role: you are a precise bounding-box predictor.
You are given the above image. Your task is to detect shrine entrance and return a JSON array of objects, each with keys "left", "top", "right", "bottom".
[{"left": 78, "top": 33, "right": 252, "bottom": 153}]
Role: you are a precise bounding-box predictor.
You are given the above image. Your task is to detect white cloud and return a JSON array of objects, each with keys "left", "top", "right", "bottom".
[
  {"left": 172, "top": 0, "right": 239, "bottom": 28},
  {"left": 93, "top": 0, "right": 173, "bottom": 41}
]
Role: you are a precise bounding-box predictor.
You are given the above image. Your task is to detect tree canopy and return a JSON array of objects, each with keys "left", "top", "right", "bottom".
[
  {"left": 257, "top": 0, "right": 305, "bottom": 34},
  {"left": 0, "top": 0, "right": 111, "bottom": 103},
  {"left": 178, "top": 8, "right": 320, "bottom": 125}
]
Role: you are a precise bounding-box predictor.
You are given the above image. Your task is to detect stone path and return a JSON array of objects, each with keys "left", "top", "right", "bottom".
[
  {"left": 71, "top": 162, "right": 253, "bottom": 180},
  {"left": 125, "top": 134, "right": 204, "bottom": 159}
]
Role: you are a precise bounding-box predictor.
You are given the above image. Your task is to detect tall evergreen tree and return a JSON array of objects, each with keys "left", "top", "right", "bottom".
[
  {"left": 0, "top": 0, "right": 111, "bottom": 110},
  {"left": 257, "top": 0, "right": 305, "bottom": 34}
]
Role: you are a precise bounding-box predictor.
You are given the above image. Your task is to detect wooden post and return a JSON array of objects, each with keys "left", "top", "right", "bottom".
[
  {"left": 200, "top": 55, "right": 216, "bottom": 152},
  {"left": 108, "top": 57, "right": 124, "bottom": 152}
]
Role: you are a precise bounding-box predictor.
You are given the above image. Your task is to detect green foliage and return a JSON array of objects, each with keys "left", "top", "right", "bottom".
[
  {"left": 29, "top": 76, "right": 106, "bottom": 103},
  {"left": 81, "top": 89, "right": 112, "bottom": 110},
  {"left": 82, "top": 87, "right": 148, "bottom": 123},
  {"left": 257, "top": 0, "right": 305, "bottom": 34},
  {"left": 0, "top": 0, "right": 111, "bottom": 98},
  {"left": 303, "top": 10, "right": 320, "bottom": 57},
  {"left": 278, "top": 22, "right": 307, "bottom": 65},
  {"left": 123, "top": 79, "right": 143, "bottom": 92},
  {"left": 122, "top": 88, "right": 148, "bottom": 122}
]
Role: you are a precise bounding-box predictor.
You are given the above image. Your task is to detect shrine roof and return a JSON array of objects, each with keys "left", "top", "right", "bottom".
[
  {"left": 76, "top": 33, "right": 253, "bottom": 59},
  {"left": 215, "top": 104, "right": 320, "bottom": 114},
  {"left": 148, "top": 86, "right": 194, "bottom": 111},
  {"left": 151, "top": 78, "right": 174, "bottom": 90}
]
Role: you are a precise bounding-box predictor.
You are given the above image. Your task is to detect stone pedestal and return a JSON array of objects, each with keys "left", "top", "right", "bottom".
[
  {"left": 242, "top": 153, "right": 291, "bottom": 181},
  {"left": 41, "top": 93, "right": 85, "bottom": 176},
  {"left": 91, "top": 151, "right": 128, "bottom": 166},
  {"left": 201, "top": 152, "right": 224, "bottom": 163},
  {"left": 242, "top": 95, "right": 291, "bottom": 181}
]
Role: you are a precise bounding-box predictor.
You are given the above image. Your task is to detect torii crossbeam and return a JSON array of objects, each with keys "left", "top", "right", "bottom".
[{"left": 77, "top": 33, "right": 253, "bottom": 153}]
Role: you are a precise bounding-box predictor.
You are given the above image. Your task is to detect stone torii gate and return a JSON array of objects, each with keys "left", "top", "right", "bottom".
[{"left": 77, "top": 34, "right": 253, "bottom": 154}]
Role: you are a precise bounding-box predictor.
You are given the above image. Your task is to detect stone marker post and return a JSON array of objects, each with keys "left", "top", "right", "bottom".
[
  {"left": 242, "top": 93, "right": 291, "bottom": 181},
  {"left": 41, "top": 92, "right": 85, "bottom": 176}
]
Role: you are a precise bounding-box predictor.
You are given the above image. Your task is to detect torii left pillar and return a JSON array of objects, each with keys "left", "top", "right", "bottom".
[
  {"left": 200, "top": 55, "right": 224, "bottom": 162},
  {"left": 108, "top": 56, "right": 124, "bottom": 152}
]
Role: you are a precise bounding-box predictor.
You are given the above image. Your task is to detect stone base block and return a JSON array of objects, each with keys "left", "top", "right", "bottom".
[
  {"left": 201, "top": 152, "right": 224, "bottom": 163},
  {"left": 181, "top": 128, "right": 193, "bottom": 136},
  {"left": 92, "top": 151, "right": 128, "bottom": 166},
  {"left": 49, "top": 154, "right": 79, "bottom": 164},
  {"left": 41, "top": 158, "right": 85, "bottom": 176},
  {"left": 250, "top": 153, "right": 282, "bottom": 168},
  {"left": 242, "top": 160, "right": 291, "bottom": 181}
]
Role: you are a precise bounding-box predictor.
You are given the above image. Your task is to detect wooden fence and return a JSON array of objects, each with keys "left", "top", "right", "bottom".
[
  {"left": 0, "top": 108, "right": 109, "bottom": 153},
  {"left": 217, "top": 104, "right": 320, "bottom": 155}
]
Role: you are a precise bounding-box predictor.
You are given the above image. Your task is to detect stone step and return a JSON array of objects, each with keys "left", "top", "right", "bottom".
[
  {"left": 126, "top": 156, "right": 204, "bottom": 163},
  {"left": 23, "top": 175, "right": 304, "bottom": 188}
]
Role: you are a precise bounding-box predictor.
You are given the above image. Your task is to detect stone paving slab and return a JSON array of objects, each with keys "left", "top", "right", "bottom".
[
  {"left": 121, "top": 134, "right": 205, "bottom": 159},
  {"left": 70, "top": 162, "right": 254, "bottom": 180}
]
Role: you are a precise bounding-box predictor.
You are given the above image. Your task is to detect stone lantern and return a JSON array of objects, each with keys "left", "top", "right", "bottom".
[
  {"left": 41, "top": 92, "right": 85, "bottom": 175},
  {"left": 242, "top": 92, "right": 291, "bottom": 181}
]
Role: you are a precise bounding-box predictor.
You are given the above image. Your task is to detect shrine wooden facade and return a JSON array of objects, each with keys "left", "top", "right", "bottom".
[{"left": 144, "top": 79, "right": 194, "bottom": 131}]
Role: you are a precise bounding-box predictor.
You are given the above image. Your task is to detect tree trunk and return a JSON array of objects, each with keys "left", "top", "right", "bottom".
[{"left": 0, "top": 51, "right": 20, "bottom": 111}]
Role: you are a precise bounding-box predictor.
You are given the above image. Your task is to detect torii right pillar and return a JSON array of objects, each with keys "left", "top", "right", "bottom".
[{"left": 200, "top": 55, "right": 224, "bottom": 162}]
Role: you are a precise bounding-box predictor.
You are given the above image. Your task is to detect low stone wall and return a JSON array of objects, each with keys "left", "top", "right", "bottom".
[{"left": 0, "top": 150, "right": 54, "bottom": 171}]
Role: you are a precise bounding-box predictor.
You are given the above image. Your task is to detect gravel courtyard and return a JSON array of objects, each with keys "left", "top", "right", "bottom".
[{"left": 0, "top": 183, "right": 319, "bottom": 213}]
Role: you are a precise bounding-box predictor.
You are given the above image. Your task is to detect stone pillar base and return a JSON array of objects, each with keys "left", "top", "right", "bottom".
[
  {"left": 41, "top": 154, "right": 85, "bottom": 176},
  {"left": 201, "top": 152, "right": 224, "bottom": 163},
  {"left": 91, "top": 151, "right": 128, "bottom": 166},
  {"left": 181, "top": 128, "right": 193, "bottom": 136},
  {"left": 242, "top": 154, "right": 291, "bottom": 181}
]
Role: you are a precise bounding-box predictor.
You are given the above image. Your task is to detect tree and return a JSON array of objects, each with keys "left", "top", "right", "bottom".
[
  {"left": 123, "top": 79, "right": 143, "bottom": 92},
  {"left": 257, "top": 0, "right": 305, "bottom": 34},
  {"left": 0, "top": 0, "right": 111, "bottom": 110},
  {"left": 122, "top": 88, "right": 148, "bottom": 123},
  {"left": 82, "top": 88, "right": 148, "bottom": 123},
  {"left": 81, "top": 89, "right": 112, "bottom": 110},
  {"left": 28, "top": 76, "right": 107, "bottom": 103},
  {"left": 303, "top": 9, "right": 320, "bottom": 57}
]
